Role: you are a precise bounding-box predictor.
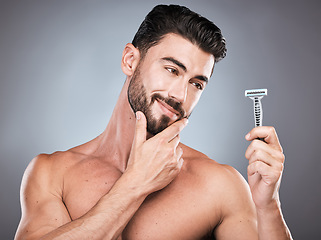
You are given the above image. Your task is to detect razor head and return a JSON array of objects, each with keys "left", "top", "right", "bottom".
[{"left": 245, "top": 88, "right": 268, "bottom": 97}]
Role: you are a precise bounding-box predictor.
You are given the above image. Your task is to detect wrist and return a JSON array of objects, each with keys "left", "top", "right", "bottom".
[
  {"left": 114, "top": 170, "right": 150, "bottom": 200},
  {"left": 256, "top": 199, "right": 292, "bottom": 240},
  {"left": 256, "top": 198, "right": 281, "bottom": 215}
]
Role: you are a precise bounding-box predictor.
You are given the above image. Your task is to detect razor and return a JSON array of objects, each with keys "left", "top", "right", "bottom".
[{"left": 245, "top": 88, "right": 268, "bottom": 128}]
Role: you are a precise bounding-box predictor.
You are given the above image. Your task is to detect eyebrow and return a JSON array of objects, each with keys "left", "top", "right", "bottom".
[
  {"left": 162, "top": 57, "right": 187, "bottom": 72},
  {"left": 161, "top": 57, "right": 208, "bottom": 83},
  {"left": 195, "top": 75, "right": 208, "bottom": 83}
]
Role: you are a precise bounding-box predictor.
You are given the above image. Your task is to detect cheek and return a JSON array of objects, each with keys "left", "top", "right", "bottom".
[
  {"left": 145, "top": 77, "right": 172, "bottom": 94},
  {"left": 184, "top": 90, "right": 202, "bottom": 114},
  {"left": 141, "top": 68, "right": 169, "bottom": 92}
]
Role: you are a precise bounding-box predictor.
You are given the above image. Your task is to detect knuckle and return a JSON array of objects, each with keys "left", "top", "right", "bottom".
[
  {"left": 245, "top": 151, "right": 250, "bottom": 160},
  {"left": 254, "top": 160, "right": 261, "bottom": 168},
  {"left": 247, "top": 162, "right": 256, "bottom": 174},
  {"left": 279, "top": 145, "right": 284, "bottom": 153},
  {"left": 268, "top": 126, "right": 276, "bottom": 135},
  {"left": 250, "top": 140, "right": 260, "bottom": 150},
  {"left": 168, "top": 160, "right": 178, "bottom": 169},
  {"left": 248, "top": 161, "right": 259, "bottom": 171},
  {"left": 275, "top": 151, "right": 285, "bottom": 162},
  {"left": 248, "top": 141, "right": 255, "bottom": 150},
  {"left": 250, "top": 152, "right": 258, "bottom": 162},
  {"left": 279, "top": 163, "right": 284, "bottom": 172},
  {"left": 268, "top": 126, "right": 275, "bottom": 132},
  {"left": 254, "top": 149, "right": 263, "bottom": 158},
  {"left": 176, "top": 147, "right": 183, "bottom": 156},
  {"left": 275, "top": 161, "right": 284, "bottom": 172},
  {"left": 172, "top": 122, "right": 181, "bottom": 131},
  {"left": 279, "top": 152, "right": 285, "bottom": 162}
]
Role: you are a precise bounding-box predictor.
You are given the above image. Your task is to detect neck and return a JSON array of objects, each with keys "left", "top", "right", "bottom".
[{"left": 86, "top": 79, "right": 136, "bottom": 172}]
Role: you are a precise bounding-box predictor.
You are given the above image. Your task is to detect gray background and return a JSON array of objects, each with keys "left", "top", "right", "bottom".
[{"left": 0, "top": 0, "right": 320, "bottom": 239}]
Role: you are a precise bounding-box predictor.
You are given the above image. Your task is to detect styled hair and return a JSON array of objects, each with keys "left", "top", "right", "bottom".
[{"left": 132, "top": 4, "right": 227, "bottom": 62}]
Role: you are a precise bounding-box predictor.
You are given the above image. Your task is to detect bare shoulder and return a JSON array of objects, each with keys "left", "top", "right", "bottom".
[
  {"left": 180, "top": 143, "right": 249, "bottom": 191},
  {"left": 179, "top": 143, "right": 252, "bottom": 201},
  {"left": 180, "top": 144, "right": 257, "bottom": 238},
  {"left": 23, "top": 152, "right": 63, "bottom": 189},
  {"left": 24, "top": 150, "right": 83, "bottom": 182},
  {"left": 21, "top": 148, "right": 93, "bottom": 204}
]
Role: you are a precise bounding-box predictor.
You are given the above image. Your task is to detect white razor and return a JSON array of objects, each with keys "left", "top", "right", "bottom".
[{"left": 245, "top": 88, "right": 268, "bottom": 128}]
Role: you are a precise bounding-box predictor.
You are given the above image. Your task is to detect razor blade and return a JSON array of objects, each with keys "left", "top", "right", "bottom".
[{"left": 245, "top": 89, "right": 267, "bottom": 97}]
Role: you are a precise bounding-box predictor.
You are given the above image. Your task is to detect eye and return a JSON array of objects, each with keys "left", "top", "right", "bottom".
[
  {"left": 165, "top": 67, "right": 179, "bottom": 75},
  {"left": 191, "top": 81, "right": 204, "bottom": 90}
]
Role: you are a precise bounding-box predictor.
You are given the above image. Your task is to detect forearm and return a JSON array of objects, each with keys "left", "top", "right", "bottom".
[
  {"left": 40, "top": 174, "right": 147, "bottom": 240},
  {"left": 257, "top": 200, "right": 293, "bottom": 240}
]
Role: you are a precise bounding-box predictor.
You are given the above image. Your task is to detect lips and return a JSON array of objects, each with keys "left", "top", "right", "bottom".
[{"left": 155, "top": 98, "right": 180, "bottom": 119}]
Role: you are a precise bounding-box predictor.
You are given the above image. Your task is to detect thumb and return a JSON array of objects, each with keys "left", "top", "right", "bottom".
[{"left": 133, "top": 111, "right": 147, "bottom": 146}]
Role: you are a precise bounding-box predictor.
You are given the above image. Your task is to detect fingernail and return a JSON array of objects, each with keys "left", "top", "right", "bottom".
[
  {"left": 136, "top": 111, "right": 141, "bottom": 120},
  {"left": 245, "top": 133, "right": 250, "bottom": 140}
]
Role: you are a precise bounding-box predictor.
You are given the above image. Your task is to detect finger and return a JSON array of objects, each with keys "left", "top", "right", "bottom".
[
  {"left": 169, "top": 151, "right": 184, "bottom": 174},
  {"left": 245, "top": 126, "right": 283, "bottom": 152},
  {"left": 167, "top": 134, "right": 181, "bottom": 149},
  {"left": 175, "top": 157, "right": 184, "bottom": 172},
  {"left": 176, "top": 146, "right": 183, "bottom": 160},
  {"left": 247, "top": 148, "right": 272, "bottom": 166},
  {"left": 245, "top": 140, "right": 285, "bottom": 165},
  {"left": 178, "top": 157, "right": 184, "bottom": 169},
  {"left": 247, "top": 161, "right": 281, "bottom": 184},
  {"left": 247, "top": 149, "right": 284, "bottom": 171},
  {"left": 245, "top": 139, "right": 266, "bottom": 160},
  {"left": 248, "top": 161, "right": 270, "bottom": 177},
  {"left": 156, "top": 118, "right": 188, "bottom": 142},
  {"left": 166, "top": 158, "right": 184, "bottom": 179},
  {"left": 164, "top": 146, "right": 183, "bottom": 170},
  {"left": 133, "top": 111, "right": 147, "bottom": 146},
  {"left": 175, "top": 147, "right": 184, "bottom": 171}
]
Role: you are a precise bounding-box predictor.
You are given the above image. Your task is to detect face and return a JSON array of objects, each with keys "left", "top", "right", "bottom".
[{"left": 128, "top": 34, "right": 215, "bottom": 135}]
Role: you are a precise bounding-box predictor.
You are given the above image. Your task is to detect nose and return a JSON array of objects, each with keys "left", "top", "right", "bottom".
[{"left": 168, "top": 78, "right": 188, "bottom": 103}]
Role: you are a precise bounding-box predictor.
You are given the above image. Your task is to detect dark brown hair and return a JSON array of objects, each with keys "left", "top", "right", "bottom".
[{"left": 132, "top": 4, "right": 227, "bottom": 62}]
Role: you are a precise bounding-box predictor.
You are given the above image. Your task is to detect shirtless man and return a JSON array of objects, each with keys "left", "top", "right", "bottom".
[{"left": 15, "top": 4, "right": 292, "bottom": 240}]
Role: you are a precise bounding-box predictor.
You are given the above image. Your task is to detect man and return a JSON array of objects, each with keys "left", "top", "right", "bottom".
[{"left": 15, "top": 4, "right": 292, "bottom": 239}]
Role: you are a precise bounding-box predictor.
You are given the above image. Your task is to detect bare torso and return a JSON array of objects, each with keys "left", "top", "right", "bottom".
[{"left": 51, "top": 144, "right": 227, "bottom": 239}]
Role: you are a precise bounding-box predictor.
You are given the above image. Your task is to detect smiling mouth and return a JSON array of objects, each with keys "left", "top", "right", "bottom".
[{"left": 155, "top": 98, "right": 180, "bottom": 118}]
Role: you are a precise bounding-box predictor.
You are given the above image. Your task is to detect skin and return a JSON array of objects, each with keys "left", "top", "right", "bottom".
[{"left": 15, "top": 34, "right": 292, "bottom": 240}]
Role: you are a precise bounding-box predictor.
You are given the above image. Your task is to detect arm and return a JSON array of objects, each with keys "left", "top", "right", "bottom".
[
  {"left": 213, "top": 165, "right": 259, "bottom": 240},
  {"left": 245, "top": 126, "right": 293, "bottom": 240},
  {"left": 15, "top": 111, "right": 187, "bottom": 239},
  {"left": 15, "top": 154, "right": 148, "bottom": 240}
]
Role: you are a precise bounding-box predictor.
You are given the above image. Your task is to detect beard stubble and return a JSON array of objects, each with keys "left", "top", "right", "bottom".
[{"left": 127, "top": 67, "right": 186, "bottom": 135}]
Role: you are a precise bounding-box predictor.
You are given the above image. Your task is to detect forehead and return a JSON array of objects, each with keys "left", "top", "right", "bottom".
[{"left": 143, "top": 33, "right": 215, "bottom": 77}]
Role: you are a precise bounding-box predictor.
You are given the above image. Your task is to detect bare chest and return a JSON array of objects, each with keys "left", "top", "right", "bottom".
[
  {"left": 62, "top": 162, "right": 218, "bottom": 239},
  {"left": 62, "top": 160, "right": 122, "bottom": 219},
  {"left": 122, "top": 187, "right": 216, "bottom": 240}
]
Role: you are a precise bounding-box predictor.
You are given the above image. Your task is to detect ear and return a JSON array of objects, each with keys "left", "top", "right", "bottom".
[{"left": 121, "top": 43, "right": 141, "bottom": 76}]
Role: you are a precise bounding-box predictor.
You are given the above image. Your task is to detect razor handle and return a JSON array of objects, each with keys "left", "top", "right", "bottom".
[
  {"left": 253, "top": 96, "right": 263, "bottom": 127},
  {"left": 253, "top": 96, "right": 265, "bottom": 141}
]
